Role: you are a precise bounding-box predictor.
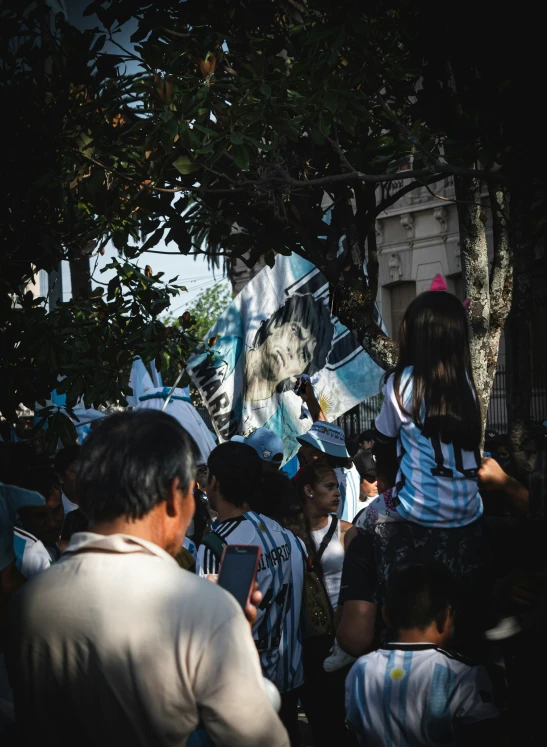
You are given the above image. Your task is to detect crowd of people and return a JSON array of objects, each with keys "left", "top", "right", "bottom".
[{"left": 1, "top": 288, "right": 546, "bottom": 746}]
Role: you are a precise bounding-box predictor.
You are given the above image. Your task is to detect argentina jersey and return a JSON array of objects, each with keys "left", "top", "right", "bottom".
[
  {"left": 335, "top": 464, "right": 361, "bottom": 523},
  {"left": 13, "top": 528, "right": 52, "bottom": 580},
  {"left": 375, "top": 369, "right": 483, "bottom": 528},
  {"left": 196, "top": 512, "right": 305, "bottom": 693},
  {"left": 346, "top": 643, "right": 498, "bottom": 746}
]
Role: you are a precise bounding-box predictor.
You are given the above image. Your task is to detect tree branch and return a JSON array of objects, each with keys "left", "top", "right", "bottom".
[
  {"left": 374, "top": 174, "right": 445, "bottom": 215},
  {"left": 272, "top": 163, "right": 506, "bottom": 188},
  {"left": 160, "top": 27, "right": 192, "bottom": 39},
  {"left": 73, "top": 151, "right": 248, "bottom": 194}
]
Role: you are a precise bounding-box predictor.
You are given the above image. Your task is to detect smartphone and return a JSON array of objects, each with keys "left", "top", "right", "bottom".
[{"left": 218, "top": 545, "right": 262, "bottom": 610}]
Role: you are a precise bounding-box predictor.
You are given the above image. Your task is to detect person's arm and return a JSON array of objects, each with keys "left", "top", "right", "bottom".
[
  {"left": 478, "top": 457, "right": 529, "bottom": 514},
  {"left": 336, "top": 532, "right": 377, "bottom": 656},
  {"left": 194, "top": 604, "right": 290, "bottom": 747},
  {"left": 339, "top": 519, "right": 353, "bottom": 547},
  {"left": 337, "top": 600, "right": 376, "bottom": 657},
  {"left": 298, "top": 381, "right": 326, "bottom": 422},
  {"left": 343, "top": 524, "right": 359, "bottom": 549}
]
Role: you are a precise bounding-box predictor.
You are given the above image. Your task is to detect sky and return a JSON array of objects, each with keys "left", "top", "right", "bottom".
[{"left": 60, "top": 0, "right": 228, "bottom": 312}]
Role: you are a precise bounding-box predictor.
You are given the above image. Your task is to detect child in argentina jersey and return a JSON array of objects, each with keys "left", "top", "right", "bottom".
[
  {"left": 345, "top": 564, "right": 499, "bottom": 746},
  {"left": 196, "top": 511, "right": 305, "bottom": 695},
  {"left": 346, "top": 643, "right": 498, "bottom": 746},
  {"left": 369, "top": 288, "right": 484, "bottom": 530},
  {"left": 372, "top": 368, "right": 483, "bottom": 528}
]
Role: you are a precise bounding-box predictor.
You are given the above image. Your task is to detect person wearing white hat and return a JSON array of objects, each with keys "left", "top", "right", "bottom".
[
  {"left": 296, "top": 422, "right": 361, "bottom": 523},
  {"left": 232, "top": 428, "right": 284, "bottom": 473}
]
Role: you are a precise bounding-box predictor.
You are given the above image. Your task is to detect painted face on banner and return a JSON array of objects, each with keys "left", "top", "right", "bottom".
[{"left": 258, "top": 322, "right": 317, "bottom": 383}]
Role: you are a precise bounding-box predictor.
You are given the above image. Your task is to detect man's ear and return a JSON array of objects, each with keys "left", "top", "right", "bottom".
[
  {"left": 166, "top": 477, "right": 195, "bottom": 517},
  {"left": 435, "top": 606, "right": 452, "bottom": 635}
]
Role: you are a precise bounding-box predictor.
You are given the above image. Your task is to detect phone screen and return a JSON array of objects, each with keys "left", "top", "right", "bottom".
[{"left": 218, "top": 545, "right": 261, "bottom": 610}]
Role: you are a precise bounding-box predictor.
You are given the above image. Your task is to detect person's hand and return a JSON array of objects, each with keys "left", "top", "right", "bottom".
[
  {"left": 478, "top": 456, "right": 509, "bottom": 491},
  {"left": 297, "top": 380, "right": 316, "bottom": 405},
  {"left": 244, "top": 581, "right": 263, "bottom": 629}
]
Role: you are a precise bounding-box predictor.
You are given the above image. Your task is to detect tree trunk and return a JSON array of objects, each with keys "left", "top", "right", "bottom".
[
  {"left": 505, "top": 192, "right": 533, "bottom": 426},
  {"left": 455, "top": 177, "right": 497, "bottom": 434},
  {"left": 69, "top": 257, "right": 91, "bottom": 299}
]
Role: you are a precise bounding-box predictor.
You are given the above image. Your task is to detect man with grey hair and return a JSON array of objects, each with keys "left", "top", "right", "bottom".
[{"left": 7, "top": 410, "right": 288, "bottom": 747}]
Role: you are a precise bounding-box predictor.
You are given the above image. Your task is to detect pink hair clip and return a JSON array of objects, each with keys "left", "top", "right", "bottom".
[{"left": 429, "top": 274, "right": 471, "bottom": 310}]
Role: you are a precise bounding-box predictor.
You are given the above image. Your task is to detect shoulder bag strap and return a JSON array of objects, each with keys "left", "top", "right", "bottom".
[{"left": 315, "top": 516, "right": 338, "bottom": 564}]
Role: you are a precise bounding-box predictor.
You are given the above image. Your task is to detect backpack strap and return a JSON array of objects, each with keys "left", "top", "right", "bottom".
[
  {"left": 200, "top": 531, "right": 227, "bottom": 563},
  {"left": 315, "top": 516, "right": 338, "bottom": 564}
]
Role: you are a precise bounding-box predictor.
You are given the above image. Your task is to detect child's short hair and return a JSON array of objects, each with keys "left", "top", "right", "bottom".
[{"left": 385, "top": 563, "right": 459, "bottom": 631}]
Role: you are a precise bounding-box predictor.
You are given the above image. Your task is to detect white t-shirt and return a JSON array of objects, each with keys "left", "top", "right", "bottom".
[
  {"left": 311, "top": 515, "right": 344, "bottom": 609},
  {"left": 375, "top": 369, "right": 483, "bottom": 528},
  {"left": 197, "top": 511, "right": 305, "bottom": 694},
  {"left": 9, "top": 532, "right": 288, "bottom": 747},
  {"left": 335, "top": 464, "right": 361, "bottom": 522},
  {"left": 13, "top": 528, "right": 52, "bottom": 580},
  {"left": 346, "top": 643, "right": 499, "bottom": 746}
]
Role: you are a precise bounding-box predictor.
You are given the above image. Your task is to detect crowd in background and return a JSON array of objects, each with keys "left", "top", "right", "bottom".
[{"left": 1, "top": 288, "right": 546, "bottom": 747}]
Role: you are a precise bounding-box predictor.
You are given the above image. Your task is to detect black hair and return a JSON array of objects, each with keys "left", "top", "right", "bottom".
[
  {"left": 371, "top": 437, "right": 399, "bottom": 489},
  {"left": 252, "top": 294, "right": 335, "bottom": 393},
  {"left": 54, "top": 445, "right": 80, "bottom": 475},
  {"left": 261, "top": 469, "right": 318, "bottom": 566},
  {"left": 352, "top": 451, "right": 377, "bottom": 482},
  {"left": 358, "top": 430, "right": 375, "bottom": 444},
  {"left": 20, "top": 468, "right": 60, "bottom": 501},
  {"left": 385, "top": 563, "right": 460, "bottom": 631},
  {"left": 207, "top": 442, "right": 262, "bottom": 509},
  {"left": 296, "top": 462, "right": 338, "bottom": 501},
  {"left": 195, "top": 464, "right": 208, "bottom": 489},
  {"left": 393, "top": 291, "right": 481, "bottom": 450},
  {"left": 75, "top": 410, "right": 198, "bottom": 522}
]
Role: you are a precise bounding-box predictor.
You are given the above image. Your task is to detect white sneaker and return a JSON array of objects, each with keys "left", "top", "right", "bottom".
[
  {"left": 323, "top": 639, "right": 357, "bottom": 672},
  {"left": 484, "top": 615, "right": 523, "bottom": 641}
]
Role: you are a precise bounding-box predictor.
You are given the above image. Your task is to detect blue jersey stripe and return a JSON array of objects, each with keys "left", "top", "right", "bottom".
[
  {"left": 382, "top": 650, "right": 396, "bottom": 747},
  {"left": 397, "top": 651, "right": 413, "bottom": 747}
]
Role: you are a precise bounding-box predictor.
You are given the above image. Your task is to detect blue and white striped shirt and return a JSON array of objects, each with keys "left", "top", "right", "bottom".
[
  {"left": 335, "top": 464, "right": 361, "bottom": 523},
  {"left": 346, "top": 643, "right": 498, "bottom": 746},
  {"left": 375, "top": 369, "right": 483, "bottom": 528},
  {"left": 196, "top": 512, "right": 305, "bottom": 694}
]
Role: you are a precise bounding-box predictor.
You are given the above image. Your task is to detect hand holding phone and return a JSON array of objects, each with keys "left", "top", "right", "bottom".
[{"left": 218, "top": 545, "right": 262, "bottom": 611}]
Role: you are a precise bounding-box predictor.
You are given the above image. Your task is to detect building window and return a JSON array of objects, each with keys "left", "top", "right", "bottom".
[{"left": 390, "top": 282, "right": 416, "bottom": 340}]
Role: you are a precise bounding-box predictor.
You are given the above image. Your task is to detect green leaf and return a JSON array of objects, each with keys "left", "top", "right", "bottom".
[
  {"left": 193, "top": 123, "right": 217, "bottom": 136},
  {"left": 173, "top": 156, "right": 200, "bottom": 175},
  {"left": 231, "top": 144, "right": 250, "bottom": 171},
  {"left": 230, "top": 132, "right": 245, "bottom": 145},
  {"left": 324, "top": 91, "right": 337, "bottom": 113},
  {"left": 260, "top": 82, "right": 271, "bottom": 98},
  {"left": 311, "top": 128, "right": 325, "bottom": 145},
  {"left": 319, "top": 111, "right": 332, "bottom": 136}
]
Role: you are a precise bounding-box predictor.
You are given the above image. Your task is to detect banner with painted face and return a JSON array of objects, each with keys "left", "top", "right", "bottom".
[{"left": 186, "top": 253, "right": 384, "bottom": 462}]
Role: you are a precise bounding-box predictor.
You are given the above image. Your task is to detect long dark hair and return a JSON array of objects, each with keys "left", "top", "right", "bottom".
[{"left": 393, "top": 291, "right": 481, "bottom": 450}]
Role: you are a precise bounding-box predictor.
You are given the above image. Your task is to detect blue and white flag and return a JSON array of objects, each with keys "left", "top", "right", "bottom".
[{"left": 187, "top": 254, "right": 384, "bottom": 462}]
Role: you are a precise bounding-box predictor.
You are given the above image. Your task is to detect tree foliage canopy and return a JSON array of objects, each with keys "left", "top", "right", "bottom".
[{"left": 1, "top": 0, "right": 545, "bottom": 438}]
